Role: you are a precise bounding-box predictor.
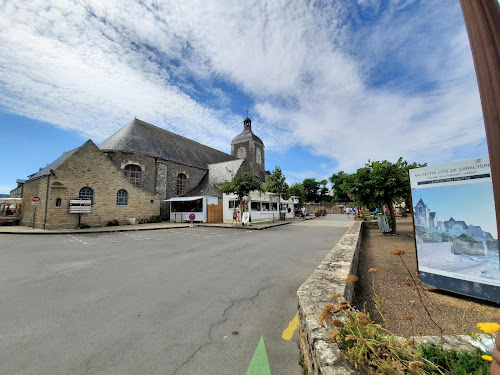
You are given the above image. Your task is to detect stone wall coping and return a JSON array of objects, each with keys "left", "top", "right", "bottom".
[{"left": 296, "top": 221, "right": 492, "bottom": 374}]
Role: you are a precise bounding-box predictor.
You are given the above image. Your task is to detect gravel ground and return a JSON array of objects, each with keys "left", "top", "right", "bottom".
[{"left": 353, "top": 218, "right": 500, "bottom": 337}]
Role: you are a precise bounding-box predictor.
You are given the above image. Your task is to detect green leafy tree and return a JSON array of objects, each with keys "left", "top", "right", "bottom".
[
  {"left": 289, "top": 182, "right": 306, "bottom": 208},
  {"left": 318, "top": 179, "right": 332, "bottom": 202},
  {"left": 303, "top": 178, "right": 322, "bottom": 203},
  {"left": 220, "top": 170, "right": 263, "bottom": 220},
  {"left": 329, "top": 171, "right": 352, "bottom": 201},
  {"left": 264, "top": 166, "right": 290, "bottom": 220},
  {"left": 340, "top": 158, "right": 426, "bottom": 234}
]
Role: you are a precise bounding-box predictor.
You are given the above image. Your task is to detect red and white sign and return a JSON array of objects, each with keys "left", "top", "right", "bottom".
[{"left": 32, "top": 196, "right": 41, "bottom": 206}]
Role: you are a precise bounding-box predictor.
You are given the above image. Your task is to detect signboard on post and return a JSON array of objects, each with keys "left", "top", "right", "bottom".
[
  {"left": 32, "top": 196, "right": 41, "bottom": 206},
  {"left": 409, "top": 157, "right": 499, "bottom": 303},
  {"left": 69, "top": 199, "right": 92, "bottom": 213}
]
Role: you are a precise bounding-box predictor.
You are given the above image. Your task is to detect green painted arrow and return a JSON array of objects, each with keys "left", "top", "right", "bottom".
[{"left": 246, "top": 336, "right": 271, "bottom": 375}]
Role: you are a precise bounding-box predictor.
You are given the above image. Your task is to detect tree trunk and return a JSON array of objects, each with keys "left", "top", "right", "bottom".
[
  {"left": 239, "top": 198, "right": 243, "bottom": 225},
  {"left": 278, "top": 196, "right": 281, "bottom": 220},
  {"left": 387, "top": 201, "right": 397, "bottom": 234}
]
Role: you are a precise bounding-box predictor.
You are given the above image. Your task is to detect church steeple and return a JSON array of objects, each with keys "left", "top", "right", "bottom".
[
  {"left": 243, "top": 116, "right": 252, "bottom": 131},
  {"left": 231, "top": 116, "right": 265, "bottom": 179}
]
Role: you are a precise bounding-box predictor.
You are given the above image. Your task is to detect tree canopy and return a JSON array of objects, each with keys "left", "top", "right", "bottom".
[
  {"left": 264, "top": 166, "right": 290, "bottom": 219},
  {"left": 329, "top": 171, "right": 352, "bottom": 201},
  {"left": 302, "top": 178, "right": 331, "bottom": 203},
  {"left": 265, "top": 166, "right": 290, "bottom": 200},
  {"left": 219, "top": 170, "right": 262, "bottom": 210},
  {"left": 289, "top": 182, "right": 306, "bottom": 207},
  {"left": 339, "top": 158, "right": 426, "bottom": 233}
]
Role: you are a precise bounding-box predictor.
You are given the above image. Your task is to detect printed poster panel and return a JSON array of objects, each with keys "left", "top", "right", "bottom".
[{"left": 409, "top": 157, "right": 499, "bottom": 303}]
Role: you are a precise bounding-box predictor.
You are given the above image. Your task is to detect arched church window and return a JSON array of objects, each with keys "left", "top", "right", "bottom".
[
  {"left": 177, "top": 173, "right": 187, "bottom": 196},
  {"left": 256, "top": 148, "right": 262, "bottom": 164},
  {"left": 124, "top": 164, "right": 142, "bottom": 187},
  {"left": 55, "top": 198, "right": 62, "bottom": 207},
  {"left": 79, "top": 187, "right": 94, "bottom": 205},
  {"left": 116, "top": 189, "right": 128, "bottom": 206}
]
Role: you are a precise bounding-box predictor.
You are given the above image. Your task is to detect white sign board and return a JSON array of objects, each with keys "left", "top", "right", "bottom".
[
  {"left": 409, "top": 157, "right": 499, "bottom": 302},
  {"left": 241, "top": 211, "right": 250, "bottom": 225},
  {"left": 69, "top": 199, "right": 92, "bottom": 213}
]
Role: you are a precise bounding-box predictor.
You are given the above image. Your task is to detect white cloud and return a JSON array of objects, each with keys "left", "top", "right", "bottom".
[{"left": 0, "top": 0, "right": 486, "bottom": 173}]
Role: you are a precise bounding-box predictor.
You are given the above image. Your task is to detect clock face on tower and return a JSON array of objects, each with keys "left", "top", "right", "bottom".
[
  {"left": 256, "top": 148, "right": 262, "bottom": 164},
  {"left": 237, "top": 146, "right": 247, "bottom": 159}
]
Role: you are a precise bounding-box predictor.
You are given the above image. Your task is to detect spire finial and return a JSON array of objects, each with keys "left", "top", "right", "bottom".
[{"left": 246, "top": 107, "right": 249, "bottom": 118}]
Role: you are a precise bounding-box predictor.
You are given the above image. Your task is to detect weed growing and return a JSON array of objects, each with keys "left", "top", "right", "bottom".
[{"left": 315, "top": 248, "right": 498, "bottom": 374}]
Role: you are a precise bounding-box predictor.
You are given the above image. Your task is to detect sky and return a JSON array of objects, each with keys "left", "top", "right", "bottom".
[
  {"left": 412, "top": 182, "right": 497, "bottom": 238},
  {"left": 0, "top": 0, "right": 490, "bottom": 194}
]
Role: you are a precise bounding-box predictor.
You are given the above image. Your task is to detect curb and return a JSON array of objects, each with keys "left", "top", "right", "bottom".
[
  {"left": 296, "top": 221, "right": 493, "bottom": 374},
  {"left": 297, "top": 221, "right": 362, "bottom": 374},
  {"left": 0, "top": 217, "right": 312, "bottom": 235},
  {"left": 198, "top": 221, "right": 292, "bottom": 230},
  {"left": 0, "top": 225, "right": 191, "bottom": 235}
]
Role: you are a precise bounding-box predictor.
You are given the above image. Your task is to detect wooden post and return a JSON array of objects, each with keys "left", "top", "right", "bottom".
[
  {"left": 460, "top": 0, "right": 500, "bottom": 253},
  {"left": 461, "top": 5, "right": 500, "bottom": 363}
]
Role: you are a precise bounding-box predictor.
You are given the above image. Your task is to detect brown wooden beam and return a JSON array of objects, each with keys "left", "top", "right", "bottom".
[{"left": 460, "top": 0, "right": 500, "bottom": 256}]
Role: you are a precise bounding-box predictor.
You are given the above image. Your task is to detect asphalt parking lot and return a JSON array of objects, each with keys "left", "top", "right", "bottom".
[{"left": 0, "top": 215, "right": 352, "bottom": 375}]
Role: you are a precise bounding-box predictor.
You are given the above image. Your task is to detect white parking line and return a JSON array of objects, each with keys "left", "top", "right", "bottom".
[
  {"left": 122, "top": 233, "right": 150, "bottom": 240},
  {"left": 66, "top": 234, "right": 98, "bottom": 245}
]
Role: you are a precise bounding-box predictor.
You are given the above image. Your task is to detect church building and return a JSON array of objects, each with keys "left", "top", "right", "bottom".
[{"left": 13, "top": 116, "right": 267, "bottom": 229}]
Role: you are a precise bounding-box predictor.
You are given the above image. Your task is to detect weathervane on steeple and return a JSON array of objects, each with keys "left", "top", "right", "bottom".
[{"left": 246, "top": 107, "right": 249, "bottom": 118}]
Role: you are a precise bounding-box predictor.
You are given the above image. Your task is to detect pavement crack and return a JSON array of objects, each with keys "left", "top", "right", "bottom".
[
  {"left": 170, "top": 283, "right": 273, "bottom": 375},
  {"left": 212, "top": 244, "right": 248, "bottom": 257},
  {"left": 171, "top": 344, "right": 205, "bottom": 375}
]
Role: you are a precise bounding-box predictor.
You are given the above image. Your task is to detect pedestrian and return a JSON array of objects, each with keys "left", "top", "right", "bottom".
[
  {"left": 237, "top": 210, "right": 241, "bottom": 225},
  {"left": 301, "top": 206, "right": 306, "bottom": 218},
  {"left": 232, "top": 208, "right": 238, "bottom": 225}
]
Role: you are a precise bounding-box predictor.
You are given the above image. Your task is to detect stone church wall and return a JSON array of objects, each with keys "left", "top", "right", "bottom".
[
  {"left": 165, "top": 160, "right": 207, "bottom": 198},
  {"left": 22, "top": 141, "right": 160, "bottom": 229},
  {"left": 105, "top": 151, "right": 208, "bottom": 201},
  {"left": 105, "top": 151, "right": 158, "bottom": 195},
  {"left": 20, "top": 176, "right": 49, "bottom": 228}
]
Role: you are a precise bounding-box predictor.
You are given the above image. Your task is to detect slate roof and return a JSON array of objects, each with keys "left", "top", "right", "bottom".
[
  {"left": 415, "top": 198, "right": 428, "bottom": 209},
  {"left": 99, "top": 118, "right": 236, "bottom": 169},
  {"left": 444, "top": 217, "right": 468, "bottom": 229}
]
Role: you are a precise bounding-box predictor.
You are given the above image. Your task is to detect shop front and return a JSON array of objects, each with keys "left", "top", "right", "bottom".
[
  {"left": 222, "top": 192, "right": 296, "bottom": 223},
  {"left": 165, "top": 196, "right": 219, "bottom": 223}
]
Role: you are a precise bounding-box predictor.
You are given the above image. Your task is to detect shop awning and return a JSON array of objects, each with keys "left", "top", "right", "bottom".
[{"left": 163, "top": 196, "right": 212, "bottom": 202}]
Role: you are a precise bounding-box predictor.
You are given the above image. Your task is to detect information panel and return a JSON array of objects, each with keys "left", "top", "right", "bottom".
[{"left": 409, "top": 157, "right": 499, "bottom": 303}]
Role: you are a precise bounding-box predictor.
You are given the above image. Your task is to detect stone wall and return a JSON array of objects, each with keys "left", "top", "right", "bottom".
[
  {"left": 297, "top": 221, "right": 362, "bottom": 374},
  {"left": 296, "top": 222, "right": 491, "bottom": 374},
  {"left": 21, "top": 141, "right": 160, "bottom": 229},
  {"left": 21, "top": 176, "right": 49, "bottom": 228},
  {"left": 165, "top": 160, "right": 207, "bottom": 198},
  {"left": 105, "top": 151, "right": 157, "bottom": 194},
  {"left": 305, "top": 203, "right": 354, "bottom": 215},
  {"left": 105, "top": 151, "right": 208, "bottom": 200}
]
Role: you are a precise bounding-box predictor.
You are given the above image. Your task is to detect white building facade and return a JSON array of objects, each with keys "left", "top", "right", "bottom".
[{"left": 222, "top": 192, "right": 296, "bottom": 223}]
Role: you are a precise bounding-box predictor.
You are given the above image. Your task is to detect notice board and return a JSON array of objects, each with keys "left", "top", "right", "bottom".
[{"left": 409, "top": 157, "right": 499, "bottom": 303}]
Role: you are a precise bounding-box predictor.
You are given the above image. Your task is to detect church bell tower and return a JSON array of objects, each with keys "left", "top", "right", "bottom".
[{"left": 231, "top": 116, "right": 265, "bottom": 179}]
